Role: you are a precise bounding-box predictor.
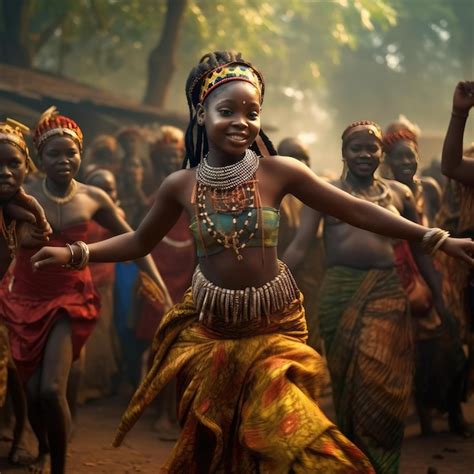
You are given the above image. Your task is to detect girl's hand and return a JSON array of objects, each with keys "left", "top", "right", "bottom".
[
  {"left": 440, "top": 237, "right": 474, "bottom": 266},
  {"left": 31, "top": 246, "right": 71, "bottom": 270},
  {"left": 452, "top": 81, "right": 474, "bottom": 115}
]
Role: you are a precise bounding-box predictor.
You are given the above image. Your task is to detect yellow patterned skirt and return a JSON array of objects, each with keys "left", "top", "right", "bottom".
[{"left": 114, "top": 290, "right": 374, "bottom": 473}]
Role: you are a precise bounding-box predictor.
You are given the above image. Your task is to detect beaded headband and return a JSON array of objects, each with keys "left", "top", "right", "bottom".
[
  {"left": 383, "top": 129, "right": 418, "bottom": 153},
  {"left": 342, "top": 123, "right": 383, "bottom": 144},
  {"left": 33, "top": 106, "right": 84, "bottom": 152},
  {"left": 0, "top": 119, "right": 36, "bottom": 172},
  {"left": 199, "top": 63, "right": 264, "bottom": 104}
]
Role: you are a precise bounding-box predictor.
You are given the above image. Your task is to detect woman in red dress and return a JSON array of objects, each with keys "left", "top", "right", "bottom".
[{"left": 0, "top": 108, "right": 169, "bottom": 474}]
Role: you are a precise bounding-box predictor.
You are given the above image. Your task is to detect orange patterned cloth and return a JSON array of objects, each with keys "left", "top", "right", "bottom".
[
  {"left": 0, "top": 321, "right": 14, "bottom": 407},
  {"left": 114, "top": 290, "right": 374, "bottom": 473}
]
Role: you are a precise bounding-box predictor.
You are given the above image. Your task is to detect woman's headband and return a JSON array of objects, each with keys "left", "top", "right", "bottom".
[
  {"left": 342, "top": 123, "right": 383, "bottom": 145},
  {"left": 0, "top": 119, "right": 36, "bottom": 172},
  {"left": 383, "top": 129, "right": 418, "bottom": 153},
  {"left": 33, "top": 106, "right": 84, "bottom": 152}
]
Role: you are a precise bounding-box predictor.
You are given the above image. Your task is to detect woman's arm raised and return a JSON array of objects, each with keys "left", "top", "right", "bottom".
[{"left": 441, "top": 81, "right": 474, "bottom": 185}]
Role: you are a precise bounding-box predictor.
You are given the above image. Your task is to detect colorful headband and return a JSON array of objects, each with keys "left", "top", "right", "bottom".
[
  {"left": 0, "top": 119, "right": 36, "bottom": 172},
  {"left": 199, "top": 63, "right": 264, "bottom": 104},
  {"left": 383, "top": 129, "right": 418, "bottom": 153},
  {"left": 33, "top": 106, "right": 84, "bottom": 152},
  {"left": 342, "top": 122, "right": 383, "bottom": 144}
]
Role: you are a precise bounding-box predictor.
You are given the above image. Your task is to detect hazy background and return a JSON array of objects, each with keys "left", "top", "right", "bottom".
[{"left": 1, "top": 0, "right": 473, "bottom": 173}]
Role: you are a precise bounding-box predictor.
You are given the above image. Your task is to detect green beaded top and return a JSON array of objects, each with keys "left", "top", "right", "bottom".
[{"left": 189, "top": 207, "right": 280, "bottom": 257}]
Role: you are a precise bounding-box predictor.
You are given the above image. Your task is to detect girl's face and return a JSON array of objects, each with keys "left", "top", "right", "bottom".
[
  {"left": 41, "top": 136, "right": 81, "bottom": 184},
  {"left": 0, "top": 142, "right": 27, "bottom": 201},
  {"left": 198, "top": 81, "right": 261, "bottom": 159},
  {"left": 386, "top": 140, "right": 418, "bottom": 184},
  {"left": 343, "top": 133, "right": 382, "bottom": 179}
]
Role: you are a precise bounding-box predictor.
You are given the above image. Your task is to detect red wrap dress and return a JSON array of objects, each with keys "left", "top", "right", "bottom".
[{"left": 0, "top": 222, "right": 100, "bottom": 383}]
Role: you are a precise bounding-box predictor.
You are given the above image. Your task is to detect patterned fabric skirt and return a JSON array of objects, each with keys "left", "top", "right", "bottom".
[
  {"left": 318, "top": 266, "right": 413, "bottom": 474},
  {"left": 0, "top": 321, "right": 14, "bottom": 407},
  {"left": 114, "top": 289, "right": 374, "bottom": 473}
]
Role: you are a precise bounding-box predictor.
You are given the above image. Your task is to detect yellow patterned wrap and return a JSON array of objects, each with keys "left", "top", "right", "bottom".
[
  {"left": 199, "top": 64, "right": 263, "bottom": 103},
  {"left": 114, "top": 289, "right": 374, "bottom": 473}
]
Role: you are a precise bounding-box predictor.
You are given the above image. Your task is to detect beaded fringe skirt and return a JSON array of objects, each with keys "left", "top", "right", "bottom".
[{"left": 192, "top": 260, "right": 300, "bottom": 325}]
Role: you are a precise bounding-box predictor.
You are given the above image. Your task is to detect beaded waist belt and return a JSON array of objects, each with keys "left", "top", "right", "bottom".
[{"left": 192, "top": 260, "right": 300, "bottom": 325}]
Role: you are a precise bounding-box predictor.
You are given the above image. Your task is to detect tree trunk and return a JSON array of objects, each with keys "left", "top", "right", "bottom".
[
  {"left": 0, "top": 0, "right": 31, "bottom": 67},
  {"left": 143, "top": 0, "right": 188, "bottom": 108}
]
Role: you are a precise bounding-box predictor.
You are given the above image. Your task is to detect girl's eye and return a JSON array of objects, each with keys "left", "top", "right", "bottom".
[
  {"left": 67, "top": 150, "right": 78, "bottom": 158},
  {"left": 248, "top": 111, "right": 259, "bottom": 120},
  {"left": 219, "top": 109, "right": 232, "bottom": 116}
]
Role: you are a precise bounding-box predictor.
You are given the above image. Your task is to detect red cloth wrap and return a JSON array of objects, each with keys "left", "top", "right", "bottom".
[
  {"left": 88, "top": 222, "right": 115, "bottom": 287},
  {"left": 135, "top": 212, "right": 195, "bottom": 341},
  {"left": 0, "top": 222, "right": 100, "bottom": 383}
]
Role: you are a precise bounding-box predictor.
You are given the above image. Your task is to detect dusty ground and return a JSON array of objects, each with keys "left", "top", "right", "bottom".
[{"left": 0, "top": 392, "right": 473, "bottom": 473}]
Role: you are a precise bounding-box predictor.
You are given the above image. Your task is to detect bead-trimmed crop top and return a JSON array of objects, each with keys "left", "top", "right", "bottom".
[{"left": 189, "top": 207, "right": 280, "bottom": 257}]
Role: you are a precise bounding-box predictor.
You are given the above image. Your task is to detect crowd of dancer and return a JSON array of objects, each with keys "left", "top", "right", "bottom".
[{"left": 0, "top": 50, "right": 473, "bottom": 473}]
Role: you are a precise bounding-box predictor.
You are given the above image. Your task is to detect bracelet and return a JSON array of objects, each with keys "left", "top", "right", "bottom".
[
  {"left": 63, "top": 241, "right": 90, "bottom": 270},
  {"left": 421, "top": 228, "right": 450, "bottom": 255},
  {"left": 63, "top": 243, "right": 75, "bottom": 268},
  {"left": 451, "top": 110, "right": 469, "bottom": 119}
]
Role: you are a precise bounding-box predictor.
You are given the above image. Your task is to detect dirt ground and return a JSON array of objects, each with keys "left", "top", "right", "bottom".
[{"left": 1, "top": 391, "right": 473, "bottom": 473}]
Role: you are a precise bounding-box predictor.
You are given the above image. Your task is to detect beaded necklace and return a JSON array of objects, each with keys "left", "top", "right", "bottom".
[
  {"left": 343, "top": 178, "right": 400, "bottom": 215},
  {"left": 42, "top": 178, "right": 78, "bottom": 205},
  {"left": 195, "top": 149, "right": 263, "bottom": 260},
  {"left": 196, "top": 149, "right": 259, "bottom": 189}
]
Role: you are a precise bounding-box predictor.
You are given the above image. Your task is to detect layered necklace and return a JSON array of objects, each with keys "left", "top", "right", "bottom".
[{"left": 195, "top": 149, "right": 262, "bottom": 260}]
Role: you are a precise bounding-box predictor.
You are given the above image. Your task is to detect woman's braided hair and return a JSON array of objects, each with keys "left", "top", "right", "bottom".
[{"left": 183, "top": 51, "right": 276, "bottom": 168}]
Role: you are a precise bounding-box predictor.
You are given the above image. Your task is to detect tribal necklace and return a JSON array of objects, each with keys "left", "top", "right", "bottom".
[
  {"left": 0, "top": 208, "right": 17, "bottom": 258},
  {"left": 42, "top": 178, "right": 78, "bottom": 205},
  {"left": 42, "top": 178, "right": 78, "bottom": 230},
  {"left": 195, "top": 149, "right": 262, "bottom": 260},
  {"left": 343, "top": 178, "right": 399, "bottom": 215}
]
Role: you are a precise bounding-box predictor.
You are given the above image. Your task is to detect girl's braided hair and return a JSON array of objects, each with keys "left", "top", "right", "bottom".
[{"left": 183, "top": 51, "right": 276, "bottom": 168}]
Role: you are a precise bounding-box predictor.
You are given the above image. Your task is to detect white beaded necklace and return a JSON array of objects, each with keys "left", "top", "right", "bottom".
[{"left": 196, "top": 149, "right": 259, "bottom": 189}]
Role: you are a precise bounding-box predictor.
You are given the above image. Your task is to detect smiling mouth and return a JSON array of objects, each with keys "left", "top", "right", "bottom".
[{"left": 227, "top": 134, "right": 249, "bottom": 143}]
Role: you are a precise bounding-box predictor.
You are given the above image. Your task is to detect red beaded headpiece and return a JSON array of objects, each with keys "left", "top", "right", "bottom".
[
  {"left": 33, "top": 106, "right": 84, "bottom": 152},
  {"left": 383, "top": 128, "right": 418, "bottom": 153}
]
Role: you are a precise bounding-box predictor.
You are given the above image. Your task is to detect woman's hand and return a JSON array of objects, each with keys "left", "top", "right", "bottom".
[
  {"left": 452, "top": 81, "right": 474, "bottom": 116},
  {"left": 31, "top": 246, "right": 71, "bottom": 270},
  {"left": 440, "top": 237, "right": 474, "bottom": 266}
]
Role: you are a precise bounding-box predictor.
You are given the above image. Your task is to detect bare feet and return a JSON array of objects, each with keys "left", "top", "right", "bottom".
[
  {"left": 448, "top": 407, "right": 472, "bottom": 438},
  {"left": 8, "top": 443, "right": 35, "bottom": 465},
  {"left": 153, "top": 416, "right": 180, "bottom": 442},
  {"left": 28, "top": 453, "right": 50, "bottom": 474}
]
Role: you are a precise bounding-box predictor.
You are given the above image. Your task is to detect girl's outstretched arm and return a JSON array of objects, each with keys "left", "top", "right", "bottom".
[
  {"left": 278, "top": 156, "right": 474, "bottom": 265},
  {"left": 31, "top": 171, "right": 184, "bottom": 269},
  {"left": 441, "top": 81, "right": 474, "bottom": 185}
]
